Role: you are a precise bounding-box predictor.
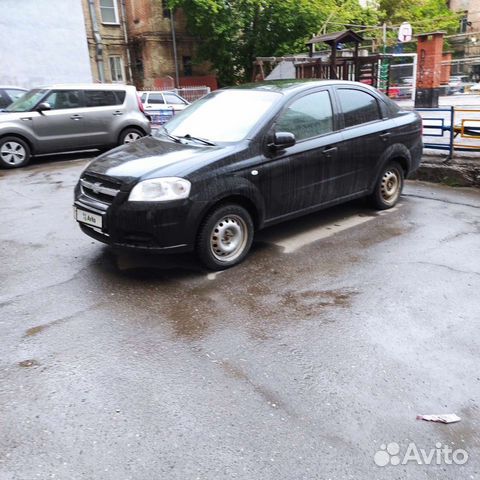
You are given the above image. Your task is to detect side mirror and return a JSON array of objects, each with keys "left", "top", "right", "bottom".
[
  {"left": 36, "top": 102, "right": 51, "bottom": 113},
  {"left": 269, "top": 131, "right": 296, "bottom": 150}
]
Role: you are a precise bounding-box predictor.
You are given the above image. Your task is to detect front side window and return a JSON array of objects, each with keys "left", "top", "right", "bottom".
[
  {"left": 109, "top": 56, "right": 124, "bottom": 82},
  {"left": 5, "top": 89, "right": 47, "bottom": 112},
  {"left": 43, "top": 90, "right": 82, "bottom": 110},
  {"left": 100, "top": 0, "right": 119, "bottom": 24},
  {"left": 275, "top": 90, "right": 333, "bottom": 141},
  {"left": 338, "top": 89, "right": 381, "bottom": 128},
  {"left": 148, "top": 93, "right": 165, "bottom": 104},
  {"left": 164, "top": 93, "right": 186, "bottom": 105}
]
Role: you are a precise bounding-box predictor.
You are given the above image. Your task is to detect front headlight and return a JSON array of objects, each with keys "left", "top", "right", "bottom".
[{"left": 128, "top": 177, "right": 191, "bottom": 202}]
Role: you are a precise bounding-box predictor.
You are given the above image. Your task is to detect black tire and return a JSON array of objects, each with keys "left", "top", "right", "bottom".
[
  {"left": 196, "top": 204, "right": 254, "bottom": 270},
  {"left": 118, "top": 127, "right": 145, "bottom": 145},
  {"left": 369, "top": 161, "right": 404, "bottom": 210},
  {"left": 0, "top": 136, "right": 31, "bottom": 169}
]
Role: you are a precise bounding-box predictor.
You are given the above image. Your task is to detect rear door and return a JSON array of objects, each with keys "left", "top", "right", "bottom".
[
  {"left": 81, "top": 89, "right": 127, "bottom": 146},
  {"left": 333, "top": 87, "right": 394, "bottom": 198},
  {"left": 144, "top": 92, "right": 166, "bottom": 112},
  {"left": 31, "top": 89, "right": 88, "bottom": 152}
]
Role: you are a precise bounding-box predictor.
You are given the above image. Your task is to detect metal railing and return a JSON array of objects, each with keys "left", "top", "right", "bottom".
[{"left": 417, "top": 106, "right": 480, "bottom": 158}]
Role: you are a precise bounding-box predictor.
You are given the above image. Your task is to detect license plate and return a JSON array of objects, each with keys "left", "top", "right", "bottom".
[{"left": 75, "top": 208, "right": 103, "bottom": 228}]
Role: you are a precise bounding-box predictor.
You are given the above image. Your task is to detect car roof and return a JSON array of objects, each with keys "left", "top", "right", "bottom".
[
  {"left": 0, "top": 86, "right": 28, "bottom": 90},
  {"left": 35, "top": 84, "right": 135, "bottom": 90},
  {"left": 227, "top": 79, "right": 381, "bottom": 96},
  {"left": 141, "top": 90, "right": 185, "bottom": 96}
]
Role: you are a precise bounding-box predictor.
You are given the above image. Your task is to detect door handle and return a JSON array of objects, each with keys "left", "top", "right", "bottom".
[
  {"left": 322, "top": 146, "right": 337, "bottom": 157},
  {"left": 113, "top": 111, "right": 123, "bottom": 116},
  {"left": 70, "top": 114, "right": 83, "bottom": 120},
  {"left": 380, "top": 132, "right": 391, "bottom": 142}
]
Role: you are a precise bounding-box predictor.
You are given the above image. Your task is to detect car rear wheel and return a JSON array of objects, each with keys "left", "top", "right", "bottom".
[
  {"left": 369, "top": 161, "right": 404, "bottom": 209},
  {"left": 196, "top": 204, "right": 254, "bottom": 270},
  {"left": 0, "top": 136, "right": 31, "bottom": 169},
  {"left": 119, "top": 128, "right": 144, "bottom": 145}
]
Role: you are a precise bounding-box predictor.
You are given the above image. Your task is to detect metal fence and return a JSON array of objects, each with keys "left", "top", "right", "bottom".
[
  {"left": 175, "top": 86, "right": 210, "bottom": 102},
  {"left": 417, "top": 106, "right": 480, "bottom": 158},
  {"left": 143, "top": 86, "right": 210, "bottom": 102}
]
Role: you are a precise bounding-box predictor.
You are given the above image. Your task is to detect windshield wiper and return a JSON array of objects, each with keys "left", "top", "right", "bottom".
[
  {"left": 159, "top": 126, "right": 181, "bottom": 143},
  {"left": 179, "top": 134, "right": 216, "bottom": 146}
]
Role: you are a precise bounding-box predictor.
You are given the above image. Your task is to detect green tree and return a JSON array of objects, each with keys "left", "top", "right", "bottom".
[
  {"left": 378, "top": 0, "right": 460, "bottom": 45},
  {"left": 169, "top": 0, "right": 383, "bottom": 85}
]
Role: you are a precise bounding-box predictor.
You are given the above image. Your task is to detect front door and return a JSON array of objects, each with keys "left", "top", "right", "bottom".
[
  {"left": 31, "top": 89, "right": 88, "bottom": 153},
  {"left": 252, "top": 89, "right": 341, "bottom": 221}
]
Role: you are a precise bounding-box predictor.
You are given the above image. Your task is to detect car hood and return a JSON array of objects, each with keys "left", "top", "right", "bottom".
[{"left": 85, "top": 136, "right": 240, "bottom": 185}]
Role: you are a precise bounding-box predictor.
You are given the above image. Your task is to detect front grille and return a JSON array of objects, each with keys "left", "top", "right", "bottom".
[{"left": 80, "top": 174, "right": 121, "bottom": 205}]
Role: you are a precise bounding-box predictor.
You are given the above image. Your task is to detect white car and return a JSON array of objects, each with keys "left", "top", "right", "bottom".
[{"left": 140, "top": 91, "right": 190, "bottom": 113}]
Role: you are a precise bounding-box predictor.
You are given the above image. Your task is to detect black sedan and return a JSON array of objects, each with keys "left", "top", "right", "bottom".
[{"left": 74, "top": 80, "right": 422, "bottom": 269}]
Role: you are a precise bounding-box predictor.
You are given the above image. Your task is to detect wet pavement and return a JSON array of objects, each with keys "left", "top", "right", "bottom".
[{"left": 1, "top": 154, "right": 480, "bottom": 479}]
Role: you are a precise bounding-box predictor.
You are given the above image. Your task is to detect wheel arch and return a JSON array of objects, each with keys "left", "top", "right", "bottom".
[
  {"left": 0, "top": 132, "right": 35, "bottom": 155},
  {"left": 368, "top": 143, "right": 411, "bottom": 193}
]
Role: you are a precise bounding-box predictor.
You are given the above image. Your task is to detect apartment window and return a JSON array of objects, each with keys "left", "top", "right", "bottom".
[
  {"left": 109, "top": 56, "right": 124, "bottom": 82},
  {"left": 183, "top": 56, "right": 193, "bottom": 76},
  {"left": 100, "top": 0, "right": 120, "bottom": 24}
]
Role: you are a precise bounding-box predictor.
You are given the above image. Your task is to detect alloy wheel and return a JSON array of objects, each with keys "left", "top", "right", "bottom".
[
  {"left": 0, "top": 141, "right": 26, "bottom": 166},
  {"left": 124, "top": 132, "right": 141, "bottom": 143}
]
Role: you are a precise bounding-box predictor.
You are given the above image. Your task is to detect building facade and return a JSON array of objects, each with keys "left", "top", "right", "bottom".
[
  {"left": 82, "top": 0, "right": 214, "bottom": 88},
  {"left": 448, "top": 0, "right": 480, "bottom": 76},
  {"left": 82, "top": 0, "right": 132, "bottom": 84}
]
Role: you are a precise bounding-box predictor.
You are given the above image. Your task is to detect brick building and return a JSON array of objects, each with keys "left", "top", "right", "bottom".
[
  {"left": 82, "top": 0, "right": 214, "bottom": 88},
  {"left": 448, "top": 0, "right": 480, "bottom": 76}
]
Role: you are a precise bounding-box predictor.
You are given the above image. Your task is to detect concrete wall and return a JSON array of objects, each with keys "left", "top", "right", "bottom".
[{"left": 0, "top": 0, "right": 92, "bottom": 88}]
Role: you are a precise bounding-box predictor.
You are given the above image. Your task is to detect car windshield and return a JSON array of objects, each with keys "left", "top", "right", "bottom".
[
  {"left": 158, "top": 89, "right": 282, "bottom": 143},
  {"left": 5, "top": 89, "right": 47, "bottom": 112}
]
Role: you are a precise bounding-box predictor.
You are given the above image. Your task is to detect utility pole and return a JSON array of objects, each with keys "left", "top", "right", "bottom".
[
  {"left": 170, "top": 8, "right": 180, "bottom": 88},
  {"left": 382, "top": 23, "right": 387, "bottom": 54}
]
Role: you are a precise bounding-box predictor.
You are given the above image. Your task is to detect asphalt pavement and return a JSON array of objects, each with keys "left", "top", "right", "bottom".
[{"left": 1, "top": 154, "right": 480, "bottom": 479}]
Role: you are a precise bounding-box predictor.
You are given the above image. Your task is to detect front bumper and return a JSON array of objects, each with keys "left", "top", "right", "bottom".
[{"left": 74, "top": 183, "right": 205, "bottom": 253}]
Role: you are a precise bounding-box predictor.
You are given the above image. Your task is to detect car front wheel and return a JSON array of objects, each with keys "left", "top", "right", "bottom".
[
  {"left": 0, "top": 136, "right": 31, "bottom": 168},
  {"left": 369, "top": 161, "right": 404, "bottom": 209},
  {"left": 196, "top": 204, "right": 254, "bottom": 270}
]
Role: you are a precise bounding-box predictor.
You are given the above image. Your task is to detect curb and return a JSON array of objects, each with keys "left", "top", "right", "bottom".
[{"left": 411, "top": 156, "right": 480, "bottom": 188}]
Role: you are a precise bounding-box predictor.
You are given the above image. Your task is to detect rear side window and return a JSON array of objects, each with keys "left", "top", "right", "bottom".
[
  {"left": 275, "top": 90, "right": 333, "bottom": 141},
  {"left": 0, "top": 91, "right": 10, "bottom": 108},
  {"left": 148, "top": 93, "right": 165, "bottom": 104},
  {"left": 84, "top": 90, "right": 125, "bottom": 107},
  {"left": 338, "top": 89, "right": 381, "bottom": 128}
]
